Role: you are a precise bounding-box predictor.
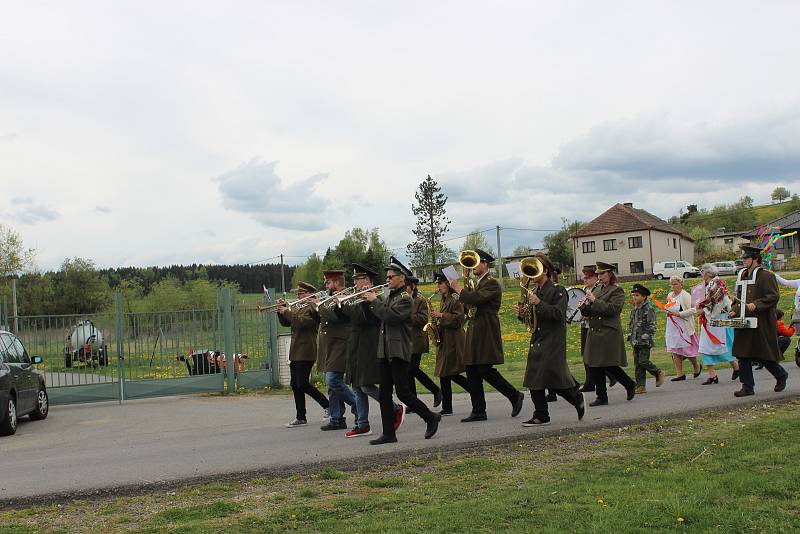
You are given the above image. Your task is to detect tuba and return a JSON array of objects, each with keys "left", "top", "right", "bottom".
[
  {"left": 459, "top": 249, "right": 481, "bottom": 319},
  {"left": 517, "top": 256, "right": 545, "bottom": 333},
  {"left": 422, "top": 290, "right": 441, "bottom": 346}
]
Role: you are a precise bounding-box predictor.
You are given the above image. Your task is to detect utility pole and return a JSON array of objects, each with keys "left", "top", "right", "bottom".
[
  {"left": 496, "top": 225, "right": 504, "bottom": 290},
  {"left": 280, "top": 254, "right": 286, "bottom": 297},
  {"left": 11, "top": 277, "right": 18, "bottom": 333}
]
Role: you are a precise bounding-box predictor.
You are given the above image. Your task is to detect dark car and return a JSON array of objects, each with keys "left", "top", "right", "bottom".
[{"left": 0, "top": 330, "right": 48, "bottom": 436}]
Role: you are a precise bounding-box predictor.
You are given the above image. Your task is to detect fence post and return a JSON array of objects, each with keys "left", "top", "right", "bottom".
[
  {"left": 114, "top": 292, "right": 125, "bottom": 404},
  {"left": 267, "top": 288, "right": 279, "bottom": 385},
  {"left": 222, "top": 288, "right": 235, "bottom": 394}
]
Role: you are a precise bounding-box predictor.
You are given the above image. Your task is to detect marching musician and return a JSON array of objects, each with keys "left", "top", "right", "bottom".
[
  {"left": 514, "top": 254, "right": 585, "bottom": 426},
  {"left": 318, "top": 270, "right": 357, "bottom": 431},
  {"left": 430, "top": 270, "right": 471, "bottom": 416},
  {"left": 449, "top": 249, "right": 525, "bottom": 422},
  {"left": 405, "top": 276, "right": 443, "bottom": 411},
  {"left": 362, "top": 257, "right": 441, "bottom": 444},
  {"left": 276, "top": 282, "right": 330, "bottom": 428},
  {"left": 731, "top": 245, "right": 788, "bottom": 397},
  {"left": 337, "top": 264, "right": 404, "bottom": 438},
  {"left": 581, "top": 261, "right": 637, "bottom": 406},
  {"left": 578, "top": 266, "right": 616, "bottom": 393}
]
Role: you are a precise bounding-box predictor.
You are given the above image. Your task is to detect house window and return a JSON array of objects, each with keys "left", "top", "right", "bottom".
[
  {"left": 673, "top": 238, "right": 677, "bottom": 248},
  {"left": 630, "top": 261, "right": 645, "bottom": 274},
  {"left": 628, "top": 236, "right": 643, "bottom": 249},
  {"left": 603, "top": 239, "right": 617, "bottom": 251},
  {"left": 724, "top": 238, "right": 734, "bottom": 245},
  {"left": 582, "top": 241, "right": 596, "bottom": 253},
  {"left": 611, "top": 263, "right": 619, "bottom": 272}
]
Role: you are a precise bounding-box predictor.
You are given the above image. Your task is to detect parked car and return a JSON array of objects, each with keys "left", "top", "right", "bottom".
[
  {"left": 711, "top": 261, "right": 737, "bottom": 276},
  {"left": 0, "top": 331, "right": 48, "bottom": 436},
  {"left": 653, "top": 261, "right": 701, "bottom": 280}
]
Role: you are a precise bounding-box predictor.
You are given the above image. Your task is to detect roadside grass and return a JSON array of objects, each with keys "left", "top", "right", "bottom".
[{"left": 2, "top": 401, "right": 799, "bottom": 533}]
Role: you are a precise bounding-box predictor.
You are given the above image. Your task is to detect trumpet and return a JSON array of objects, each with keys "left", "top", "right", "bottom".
[
  {"left": 315, "top": 286, "right": 356, "bottom": 310},
  {"left": 336, "top": 283, "right": 389, "bottom": 306},
  {"left": 257, "top": 290, "right": 326, "bottom": 312},
  {"left": 517, "top": 257, "right": 545, "bottom": 332}
]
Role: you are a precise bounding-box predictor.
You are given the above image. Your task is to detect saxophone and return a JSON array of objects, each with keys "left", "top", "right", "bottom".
[{"left": 422, "top": 291, "right": 441, "bottom": 346}]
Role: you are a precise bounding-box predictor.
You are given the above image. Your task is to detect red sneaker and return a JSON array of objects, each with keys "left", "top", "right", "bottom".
[
  {"left": 393, "top": 404, "right": 406, "bottom": 431},
  {"left": 345, "top": 426, "right": 372, "bottom": 438}
]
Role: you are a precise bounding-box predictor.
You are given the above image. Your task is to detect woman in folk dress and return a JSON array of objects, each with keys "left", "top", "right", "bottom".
[
  {"left": 696, "top": 264, "right": 739, "bottom": 384},
  {"left": 665, "top": 276, "right": 702, "bottom": 381}
]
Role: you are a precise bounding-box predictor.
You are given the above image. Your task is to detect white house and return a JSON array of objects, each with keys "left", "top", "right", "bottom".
[{"left": 570, "top": 203, "right": 695, "bottom": 278}]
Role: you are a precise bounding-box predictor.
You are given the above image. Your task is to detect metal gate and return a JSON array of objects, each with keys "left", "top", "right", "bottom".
[{"left": 2, "top": 288, "right": 279, "bottom": 405}]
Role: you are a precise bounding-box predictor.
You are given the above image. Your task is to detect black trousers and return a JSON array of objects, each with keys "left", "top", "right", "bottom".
[
  {"left": 440, "top": 373, "right": 470, "bottom": 412},
  {"left": 379, "top": 358, "right": 435, "bottom": 438},
  {"left": 531, "top": 387, "right": 581, "bottom": 422},
  {"left": 466, "top": 364, "right": 518, "bottom": 414},
  {"left": 589, "top": 366, "right": 635, "bottom": 401},
  {"left": 408, "top": 353, "right": 440, "bottom": 396},
  {"left": 738, "top": 358, "right": 788, "bottom": 391},
  {"left": 290, "top": 360, "right": 329, "bottom": 420}
]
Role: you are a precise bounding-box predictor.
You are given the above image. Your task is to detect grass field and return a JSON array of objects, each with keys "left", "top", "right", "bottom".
[{"left": 3, "top": 400, "right": 798, "bottom": 533}]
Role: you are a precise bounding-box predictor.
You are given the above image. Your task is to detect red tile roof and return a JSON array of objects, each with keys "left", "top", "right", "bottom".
[{"left": 570, "top": 203, "right": 693, "bottom": 241}]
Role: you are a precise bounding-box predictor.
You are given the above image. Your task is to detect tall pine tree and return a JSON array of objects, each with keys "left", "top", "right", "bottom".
[{"left": 407, "top": 175, "right": 453, "bottom": 279}]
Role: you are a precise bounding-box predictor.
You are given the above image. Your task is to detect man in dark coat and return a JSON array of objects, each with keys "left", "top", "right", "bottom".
[
  {"left": 318, "top": 270, "right": 356, "bottom": 431},
  {"left": 363, "top": 257, "right": 441, "bottom": 444},
  {"left": 578, "top": 266, "right": 616, "bottom": 392},
  {"left": 338, "top": 264, "right": 404, "bottom": 437},
  {"left": 731, "top": 245, "right": 788, "bottom": 396},
  {"left": 581, "top": 261, "right": 637, "bottom": 406},
  {"left": 449, "top": 249, "right": 524, "bottom": 422},
  {"left": 514, "top": 254, "right": 584, "bottom": 425},
  {"left": 276, "top": 282, "right": 330, "bottom": 428},
  {"left": 405, "top": 277, "right": 442, "bottom": 410}
]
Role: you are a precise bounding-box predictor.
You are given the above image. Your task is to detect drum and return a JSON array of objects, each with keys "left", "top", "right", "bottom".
[{"left": 566, "top": 287, "right": 586, "bottom": 323}]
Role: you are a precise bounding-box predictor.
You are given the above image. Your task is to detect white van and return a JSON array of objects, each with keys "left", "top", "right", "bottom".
[{"left": 653, "top": 260, "right": 701, "bottom": 280}]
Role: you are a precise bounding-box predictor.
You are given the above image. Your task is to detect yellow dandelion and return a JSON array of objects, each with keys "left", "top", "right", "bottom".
[{"left": 677, "top": 517, "right": 685, "bottom": 524}]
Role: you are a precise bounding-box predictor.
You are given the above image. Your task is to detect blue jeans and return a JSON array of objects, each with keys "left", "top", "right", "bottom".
[
  {"left": 353, "top": 384, "right": 399, "bottom": 429},
  {"left": 326, "top": 371, "right": 356, "bottom": 423}
]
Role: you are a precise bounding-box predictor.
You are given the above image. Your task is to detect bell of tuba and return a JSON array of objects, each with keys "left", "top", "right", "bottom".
[
  {"left": 459, "top": 249, "right": 480, "bottom": 289},
  {"left": 518, "top": 256, "right": 545, "bottom": 332}
]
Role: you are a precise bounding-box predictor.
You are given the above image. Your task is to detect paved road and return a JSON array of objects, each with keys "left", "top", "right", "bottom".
[{"left": 2, "top": 365, "right": 799, "bottom": 502}]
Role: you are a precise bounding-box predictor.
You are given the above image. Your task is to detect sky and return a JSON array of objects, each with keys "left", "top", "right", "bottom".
[{"left": 2, "top": 1, "right": 800, "bottom": 272}]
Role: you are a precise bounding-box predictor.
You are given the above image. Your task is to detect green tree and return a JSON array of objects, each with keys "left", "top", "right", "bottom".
[
  {"left": 772, "top": 186, "right": 791, "bottom": 203},
  {"left": 688, "top": 226, "right": 712, "bottom": 260},
  {"left": 407, "top": 175, "right": 453, "bottom": 273},
  {"left": 54, "top": 258, "right": 111, "bottom": 314},
  {"left": 512, "top": 245, "right": 533, "bottom": 256},
  {"left": 291, "top": 253, "right": 324, "bottom": 288},
  {"left": 0, "top": 223, "right": 35, "bottom": 277},
  {"left": 322, "top": 228, "right": 391, "bottom": 282},
  {"left": 461, "top": 229, "right": 494, "bottom": 255},
  {"left": 542, "top": 219, "right": 582, "bottom": 270}
]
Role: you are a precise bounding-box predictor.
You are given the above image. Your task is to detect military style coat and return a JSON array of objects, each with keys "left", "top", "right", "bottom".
[
  {"left": 582, "top": 283, "right": 628, "bottom": 367},
  {"left": 522, "top": 280, "right": 578, "bottom": 390},
  {"left": 409, "top": 294, "right": 430, "bottom": 355},
  {"left": 459, "top": 275, "right": 504, "bottom": 366},
  {"left": 339, "top": 300, "right": 381, "bottom": 386},
  {"left": 435, "top": 292, "right": 467, "bottom": 377},
  {"left": 276, "top": 304, "right": 320, "bottom": 362},
  {"left": 370, "top": 287, "right": 413, "bottom": 362},
  {"left": 731, "top": 267, "right": 782, "bottom": 362},
  {"left": 317, "top": 300, "right": 351, "bottom": 373}
]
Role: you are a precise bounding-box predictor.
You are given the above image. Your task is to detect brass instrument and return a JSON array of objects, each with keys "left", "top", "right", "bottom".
[
  {"left": 422, "top": 290, "right": 441, "bottom": 346},
  {"left": 517, "top": 257, "right": 545, "bottom": 332},
  {"left": 459, "top": 249, "right": 481, "bottom": 319},
  {"left": 336, "top": 283, "right": 389, "bottom": 306},
  {"left": 257, "top": 291, "right": 326, "bottom": 313},
  {"left": 315, "top": 286, "right": 355, "bottom": 311}
]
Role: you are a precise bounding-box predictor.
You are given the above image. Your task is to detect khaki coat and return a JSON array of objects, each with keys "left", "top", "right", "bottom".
[
  {"left": 339, "top": 300, "right": 381, "bottom": 386},
  {"left": 370, "top": 288, "right": 413, "bottom": 362},
  {"left": 409, "top": 294, "right": 430, "bottom": 355},
  {"left": 459, "top": 276, "right": 504, "bottom": 366},
  {"left": 435, "top": 292, "right": 467, "bottom": 377},
  {"left": 317, "top": 301, "right": 350, "bottom": 373},
  {"left": 582, "top": 283, "right": 628, "bottom": 367},
  {"left": 276, "top": 304, "right": 319, "bottom": 362}
]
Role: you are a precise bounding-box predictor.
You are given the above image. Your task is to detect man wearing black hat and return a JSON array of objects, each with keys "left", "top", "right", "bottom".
[
  {"left": 318, "top": 270, "right": 357, "bottom": 431},
  {"left": 731, "top": 245, "right": 788, "bottom": 397},
  {"left": 363, "top": 257, "right": 441, "bottom": 444},
  {"left": 628, "top": 283, "right": 665, "bottom": 394},
  {"left": 337, "top": 264, "right": 404, "bottom": 438},
  {"left": 405, "top": 276, "right": 443, "bottom": 410},
  {"left": 277, "top": 282, "right": 330, "bottom": 428},
  {"left": 449, "top": 248, "right": 525, "bottom": 422},
  {"left": 514, "top": 253, "right": 585, "bottom": 426}
]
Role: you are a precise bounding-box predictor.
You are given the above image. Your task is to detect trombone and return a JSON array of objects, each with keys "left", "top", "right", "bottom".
[
  {"left": 257, "top": 290, "right": 327, "bottom": 312},
  {"left": 336, "top": 283, "right": 389, "bottom": 306}
]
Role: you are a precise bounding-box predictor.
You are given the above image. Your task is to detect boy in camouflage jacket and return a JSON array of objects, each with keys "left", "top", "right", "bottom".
[{"left": 627, "top": 284, "right": 665, "bottom": 393}]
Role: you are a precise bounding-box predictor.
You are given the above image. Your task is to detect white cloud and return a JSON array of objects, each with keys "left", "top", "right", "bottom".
[{"left": 9, "top": 197, "right": 59, "bottom": 224}]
